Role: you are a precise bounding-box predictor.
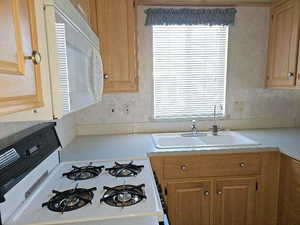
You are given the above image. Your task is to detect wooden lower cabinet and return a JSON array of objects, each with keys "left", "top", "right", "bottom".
[
  {"left": 151, "top": 152, "right": 280, "bottom": 225},
  {"left": 166, "top": 177, "right": 257, "bottom": 225},
  {"left": 167, "top": 180, "right": 211, "bottom": 225},
  {"left": 214, "top": 177, "right": 257, "bottom": 225},
  {"left": 278, "top": 154, "right": 300, "bottom": 225}
]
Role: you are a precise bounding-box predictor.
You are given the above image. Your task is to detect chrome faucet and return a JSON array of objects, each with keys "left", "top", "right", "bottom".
[
  {"left": 182, "top": 120, "right": 206, "bottom": 137},
  {"left": 191, "top": 120, "right": 197, "bottom": 135},
  {"left": 212, "top": 105, "right": 223, "bottom": 135}
]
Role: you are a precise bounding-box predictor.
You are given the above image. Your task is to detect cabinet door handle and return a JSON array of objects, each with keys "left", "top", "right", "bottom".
[
  {"left": 217, "top": 191, "right": 223, "bottom": 195},
  {"left": 204, "top": 191, "right": 209, "bottom": 196},
  {"left": 288, "top": 72, "right": 295, "bottom": 79},
  {"left": 104, "top": 74, "right": 109, "bottom": 79},
  {"left": 24, "top": 50, "right": 41, "bottom": 65},
  {"left": 180, "top": 165, "right": 187, "bottom": 171},
  {"left": 239, "top": 162, "right": 246, "bottom": 168}
]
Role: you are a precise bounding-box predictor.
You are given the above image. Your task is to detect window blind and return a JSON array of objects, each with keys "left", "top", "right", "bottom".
[
  {"left": 56, "top": 23, "right": 71, "bottom": 113},
  {"left": 153, "top": 25, "right": 228, "bottom": 119}
]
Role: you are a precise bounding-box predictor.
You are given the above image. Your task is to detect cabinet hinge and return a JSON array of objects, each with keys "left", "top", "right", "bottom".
[
  {"left": 133, "top": 0, "right": 136, "bottom": 8},
  {"left": 164, "top": 187, "right": 168, "bottom": 195},
  {"left": 271, "top": 14, "right": 274, "bottom": 20},
  {"left": 256, "top": 182, "right": 258, "bottom": 191}
]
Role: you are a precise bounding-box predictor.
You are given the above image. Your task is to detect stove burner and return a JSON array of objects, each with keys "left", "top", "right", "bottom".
[
  {"left": 100, "top": 184, "right": 146, "bottom": 207},
  {"left": 42, "top": 186, "right": 96, "bottom": 213},
  {"left": 63, "top": 163, "right": 104, "bottom": 180},
  {"left": 105, "top": 161, "right": 144, "bottom": 177}
]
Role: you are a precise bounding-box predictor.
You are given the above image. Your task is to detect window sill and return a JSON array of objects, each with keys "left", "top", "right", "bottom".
[{"left": 151, "top": 115, "right": 229, "bottom": 122}]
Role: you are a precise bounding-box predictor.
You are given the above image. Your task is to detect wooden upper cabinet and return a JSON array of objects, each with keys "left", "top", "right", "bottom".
[
  {"left": 214, "top": 177, "right": 257, "bottom": 225},
  {"left": 0, "top": 0, "right": 43, "bottom": 116},
  {"left": 70, "top": 0, "right": 98, "bottom": 33},
  {"left": 266, "top": 0, "right": 300, "bottom": 88},
  {"left": 167, "top": 180, "right": 211, "bottom": 225},
  {"left": 96, "top": 0, "right": 138, "bottom": 93}
]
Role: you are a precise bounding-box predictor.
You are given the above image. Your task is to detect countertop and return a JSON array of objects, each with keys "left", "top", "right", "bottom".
[{"left": 60, "top": 128, "right": 300, "bottom": 162}]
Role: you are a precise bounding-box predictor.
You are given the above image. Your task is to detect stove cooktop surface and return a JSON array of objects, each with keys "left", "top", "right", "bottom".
[{"left": 6, "top": 159, "right": 163, "bottom": 225}]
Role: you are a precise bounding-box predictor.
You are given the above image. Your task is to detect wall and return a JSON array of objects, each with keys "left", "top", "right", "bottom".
[
  {"left": 75, "top": 6, "right": 300, "bottom": 135},
  {"left": 0, "top": 113, "right": 76, "bottom": 147}
]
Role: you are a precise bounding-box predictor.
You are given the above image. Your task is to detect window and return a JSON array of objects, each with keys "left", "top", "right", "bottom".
[{"left": 153, "top": 25, "right": 228, "bottom": 119}]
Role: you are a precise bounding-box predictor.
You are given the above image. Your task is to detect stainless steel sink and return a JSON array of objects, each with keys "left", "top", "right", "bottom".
[{"left": 152, "top": 131, "right": 260, "bottom": 149}]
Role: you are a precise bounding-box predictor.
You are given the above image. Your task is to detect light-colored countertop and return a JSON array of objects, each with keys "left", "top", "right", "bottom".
[{"left": 60, "top": 128, "right": 300, "bottom": 162}]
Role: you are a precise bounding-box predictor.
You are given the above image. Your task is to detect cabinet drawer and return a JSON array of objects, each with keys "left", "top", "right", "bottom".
[{"left": 164, "top": 154, "right": 261, "bottom": 179}]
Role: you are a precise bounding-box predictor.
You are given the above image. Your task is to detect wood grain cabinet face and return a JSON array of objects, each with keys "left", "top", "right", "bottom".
[
  {"left": 0, "top": 0, "right": 43, "bottom": 116},
  {"left": 279, "top": 155, "right": 300, "bottom": 225},
  {"left": 151, "top": 152, "right": 280, "bottom": 225},
  {"left": 214, "top": 177, "right": 257, "bottom": 225},
  {"left": 96, "top": 0, "right": 138, "bottom": 93},
  {"left": 266, "top": 0, "right": 300, "bottom": 88},
  {"left": 164, "top": 154, "right": 261, "bottom": 179},
  {"left": 167, "top": 181, "right": 211, "bottom": 225}
]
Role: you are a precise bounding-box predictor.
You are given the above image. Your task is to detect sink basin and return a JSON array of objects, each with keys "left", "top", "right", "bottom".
[{"left": 152, "top": 131, "right": 260, "bottom": 149}]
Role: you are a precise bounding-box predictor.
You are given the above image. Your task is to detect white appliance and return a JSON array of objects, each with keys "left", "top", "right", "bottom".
[
  {"left": 44, "top": 0, "right": 103, "bottom": 119},
  {"left": 5, "top": 159, "right": 164, "bottom": 225},
  {"left": 0, "top": 124, "right": 164, "bottom": 225}
]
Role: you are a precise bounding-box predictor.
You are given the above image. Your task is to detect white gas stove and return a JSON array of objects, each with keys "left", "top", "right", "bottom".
[{"left": 0, "top": 124, "right": 164, "bottom": 225}]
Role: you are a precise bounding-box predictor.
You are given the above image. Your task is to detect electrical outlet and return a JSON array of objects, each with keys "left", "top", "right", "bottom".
[{"left": 122, "top": 104, "right": 130, "bottom": 115}]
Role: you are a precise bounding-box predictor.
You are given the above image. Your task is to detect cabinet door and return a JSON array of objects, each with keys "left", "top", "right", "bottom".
[
  {"left": 0, "top": 0, "right": 43, "bottom": 116},
  {"left": 266, "top": 0, "right": 300, "bottom": 88},
  {"left": 214, "top": 177, "right": 257, "bottom": 225},
  {"left": 167, "top": 180, "right": 211, "bottom": 225},
  {"left": 96, "top": 0, "right": 138, "bottom": 93},
  {"left": 279, "top": 155, "right": 300, "bottom": 225}
]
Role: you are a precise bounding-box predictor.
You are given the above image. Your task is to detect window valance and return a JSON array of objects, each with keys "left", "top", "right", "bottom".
[{"left": 145, "top": 8, "right": 237, "bottom": 26}]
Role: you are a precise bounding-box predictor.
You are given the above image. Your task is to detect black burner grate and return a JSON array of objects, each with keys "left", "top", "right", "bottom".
[
  {"left": 100, "top": 184, "right": 146, "bottom": 207},
  {"left": 42, "top": 186, "right": 96, "bottom": 213},
  {"left": 105, "top": 161, "right": 144, "bottom": 177},
  {"left": 63, "top": 163, "right": 104, "bottom": 180}
]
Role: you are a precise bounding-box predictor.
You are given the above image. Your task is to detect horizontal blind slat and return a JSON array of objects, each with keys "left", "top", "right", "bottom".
[{"left": 153, "top": 25, "right": 228, "bottom": 119}]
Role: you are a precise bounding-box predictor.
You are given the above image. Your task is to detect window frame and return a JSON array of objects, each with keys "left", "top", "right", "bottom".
[{"left": 150, "top": 25, "right": 230, "bottom": 121}]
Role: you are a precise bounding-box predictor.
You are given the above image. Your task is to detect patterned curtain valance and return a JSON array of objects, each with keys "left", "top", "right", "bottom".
[{"left": 145, "top": 8, "right": 237, "bottom": 26}]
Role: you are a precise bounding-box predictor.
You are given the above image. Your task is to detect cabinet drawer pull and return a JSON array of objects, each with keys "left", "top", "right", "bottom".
[
  {"left": 104, "top": 74, "right": 109, "bottom": 79},
  {"left": 217, "top": 191, "right": 223, "bottom": 195},
  {"left": 180, "top": 165, "right": 187, "bottom": 171},
  {"left": 239, "top": 162, "right": 246, "bottom": 168},
  {"left": 204, "top": 191, "right": 209, "bottom": 196}
]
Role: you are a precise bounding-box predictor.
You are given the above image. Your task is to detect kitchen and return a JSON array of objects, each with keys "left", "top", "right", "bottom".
[{"left": 0, "top": 0, "right": 299, "bottom": 225}]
